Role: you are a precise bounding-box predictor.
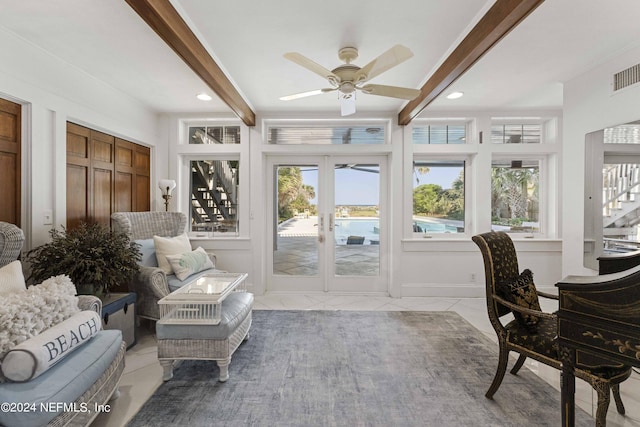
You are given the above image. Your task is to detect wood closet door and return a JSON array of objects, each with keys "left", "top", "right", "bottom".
[
  {"left": 115, "top": 139, "right": 151, "bottom": 213},
  {"left": 66, "top": 123, "right": 91, "bottom": 230},
  {"left": 0, "top": 98, "right": 21, "bottom": 225},
  {"left": 67, "top": 123, "right": 150, "bottom": 229}
]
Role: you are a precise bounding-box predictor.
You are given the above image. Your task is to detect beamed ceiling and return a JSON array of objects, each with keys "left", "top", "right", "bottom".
[{"left": 1, "top": 0, "right": 640, "bottom": 125}]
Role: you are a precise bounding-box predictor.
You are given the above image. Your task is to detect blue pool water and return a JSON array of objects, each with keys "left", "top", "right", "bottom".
[{"left": 334, "top": 218, "right": 459, "bottom": 243}]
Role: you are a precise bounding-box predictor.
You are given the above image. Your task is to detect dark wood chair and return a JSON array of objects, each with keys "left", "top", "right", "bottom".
[
  {"left": 598, "top": 249, "right": 640, "bottom": 274},
  {"left": 472, "top": 231, "right": 631, "bottom": 427}
]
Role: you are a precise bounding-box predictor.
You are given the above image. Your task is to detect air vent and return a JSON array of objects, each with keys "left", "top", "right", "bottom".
[{"left": 613, "top": 63, "right": 640, "bottom": 91}]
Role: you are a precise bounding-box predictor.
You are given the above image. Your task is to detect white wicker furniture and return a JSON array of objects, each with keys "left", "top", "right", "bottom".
[
  {"left": 156, "top": 273, "right": 252, "bottom": 382},
  {"left": 111, "top": 211, "right": 221, "bottom": 321},
  {"left": 0, "top": 222, "right": 125, "bottom": 427}
]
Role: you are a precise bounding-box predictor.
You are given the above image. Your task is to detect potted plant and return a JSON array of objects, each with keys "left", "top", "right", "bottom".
[{"left": 26, "top": 222, "right": 141, "bottom": 296}]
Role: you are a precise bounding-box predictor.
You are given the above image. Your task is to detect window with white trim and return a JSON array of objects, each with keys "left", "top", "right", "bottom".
[
  {"left": 189, "top": 158, "right": 240, "bottom": 236},
  {"left": 412, "top": 159, "right": 466, "bottom": 235},
  {"left": 182, "top": 121, "right": 245, "bottom": 238},
  {"left": 491, "top": 159, "right": 540, "bottom": 233},
  {"left": 413, "top": 123, "right": 467, "bottom": 144},
  {"left": 491, "top": 123, "right": 541, "bottom": 144}
]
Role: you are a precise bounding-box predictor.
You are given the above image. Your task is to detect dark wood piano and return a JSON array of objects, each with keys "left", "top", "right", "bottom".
[{"left": 557, "top": 262, "right": 640, "bottom": 427}]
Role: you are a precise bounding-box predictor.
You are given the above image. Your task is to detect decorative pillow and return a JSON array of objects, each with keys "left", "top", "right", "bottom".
[
  {"left": 153, "top": 233, "right": 192, "bottom": 274},
  {"left": 0, "top": 261, "right": 26, "bottom": 296},
  {"left": 1, "top": 311, "right": 101, "bottom": 382},
  {"left": 166, "top": 247, "right": 214, "bottom": 281},
  {"left": 0, "top": 275, "right": 80, "bottom": 361},
  {"left": 498, "top": 269, "right": 542, "bottom": 331},
  {"left": 135, "top": 238, "right": 159, "bottom": 267}
]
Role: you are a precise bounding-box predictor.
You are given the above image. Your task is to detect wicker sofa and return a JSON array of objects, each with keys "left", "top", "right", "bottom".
[
  {"left": 0, "top": 222, "right": 126, "bottom": 427},
  {"left": 111, "top": 211, "right": 223, "bottom": 321}
]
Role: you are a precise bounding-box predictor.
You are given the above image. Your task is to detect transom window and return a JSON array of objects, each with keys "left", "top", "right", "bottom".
[
  {"left": 491, "top": 124, "right": 541, "bottom": 144},
  {"left": 267, "top": 126, "right": 386, "bottom": 145},
  {"left": 189, "top": 125, "right": 240, "bottom": 144},
  {"left": 413, "top": 124, "right": 466, "bottom": 144}
]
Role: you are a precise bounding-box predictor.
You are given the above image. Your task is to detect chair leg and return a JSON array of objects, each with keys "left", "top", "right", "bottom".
[
  {"left": 594, "top": 382, "right": 611, "bottom": 427},
  {"left": 612, "top": 384, "right": 625, "bottom": 415},
  {"left": 486, "top": 344, "right": 509, "bottom": 399},
  {"left": 510, "top": 354, "right": 527, "bottom": 375}
]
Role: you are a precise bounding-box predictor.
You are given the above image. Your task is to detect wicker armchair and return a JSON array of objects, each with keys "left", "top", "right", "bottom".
[
  {"left": 472, "top": 231, "right": 631, "bottom": 427},
  {"left": 0, "top": 221, "right": 25, "bottom": 267},
  {"left": 111, "top": 211, "right": 219, "bottom": 321},
  {"left": 0, "top": 222, "right": 125, "bottom": 427}
]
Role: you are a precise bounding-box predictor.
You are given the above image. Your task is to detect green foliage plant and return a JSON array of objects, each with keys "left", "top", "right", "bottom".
[{"left": 26, "top": 222, "right": 141, "bottom": 296}]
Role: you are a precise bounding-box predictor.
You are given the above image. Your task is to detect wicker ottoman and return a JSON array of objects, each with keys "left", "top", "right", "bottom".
[{"left": 156, "top": 292, "right": 253, "bottom": 382}]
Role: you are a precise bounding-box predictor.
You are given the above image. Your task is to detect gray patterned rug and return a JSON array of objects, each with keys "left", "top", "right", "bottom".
[{"left": 128, "top": 310, "right": 593, "bottom": 427}]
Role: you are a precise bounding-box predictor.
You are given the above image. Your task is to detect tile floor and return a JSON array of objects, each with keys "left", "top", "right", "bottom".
[{"left": 92, "top": 295, "right": 640, "bottom": 427}]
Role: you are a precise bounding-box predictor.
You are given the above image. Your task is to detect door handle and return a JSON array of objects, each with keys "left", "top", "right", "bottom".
[{"left": 318, "top": 214, "right": 325, "bottom": 243}]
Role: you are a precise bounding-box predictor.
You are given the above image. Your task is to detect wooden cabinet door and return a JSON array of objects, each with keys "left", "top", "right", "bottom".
[
  {"left": 67, "top": 123, "right": 150, "bottom": 229},
  {"left": 135, "top": 144, "right": 151, "bottom": 211},
  {"left": 0, "top": 98, "right": 21, "bottom": 225}
]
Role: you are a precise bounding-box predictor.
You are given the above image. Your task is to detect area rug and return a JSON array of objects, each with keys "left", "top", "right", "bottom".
[{"left": 128, "top": 310, "right": 593, "bottom": 427}]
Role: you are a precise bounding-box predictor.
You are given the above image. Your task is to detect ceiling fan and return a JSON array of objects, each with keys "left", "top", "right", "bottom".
[{"left": 280, "top": 44, "right": 421, "bottom": 116}]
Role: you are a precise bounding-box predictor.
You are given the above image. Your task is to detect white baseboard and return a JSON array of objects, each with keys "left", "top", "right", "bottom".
[{"left": 400, "top": 282, "right": 485, "bottom": 298}]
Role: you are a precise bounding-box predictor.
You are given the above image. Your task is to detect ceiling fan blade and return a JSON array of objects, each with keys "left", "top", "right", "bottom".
[
  {"left": 360, "top": 84, "right": 420, "bottom": 100},
  {"left": 340, "top": 94, "right": 356, "bottom": 116},
  {"left": 284, "top": 52, "right": 340, "bottom": 83},
  {"left": 355, "top": 44, "right": 414, "bottom": 82},
  {"left": 279, "top": 88, "right": 336, "bottom": 101}
]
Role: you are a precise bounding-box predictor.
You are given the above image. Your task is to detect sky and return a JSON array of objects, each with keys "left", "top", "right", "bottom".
[{"left": 299, "top": 165, "right": 461, "bottom": 205}]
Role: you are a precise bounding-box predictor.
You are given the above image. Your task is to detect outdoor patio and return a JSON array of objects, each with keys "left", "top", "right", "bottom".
[{"left": 274, "top": 217, "right": 379, "bottom": 276}]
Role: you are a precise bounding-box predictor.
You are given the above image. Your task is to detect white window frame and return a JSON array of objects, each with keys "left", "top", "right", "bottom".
[
  {"left": 490, "top": 154, "right": 554, "bottom": 237},
  {"left": 411, "top": 154, "right": 471, "bottom": 238},
  {"left": 412, "top": 119, "right": 471, "bottom": 145},
  {"left": 173, "top": 118, "right": 250, "bottom": 240}
]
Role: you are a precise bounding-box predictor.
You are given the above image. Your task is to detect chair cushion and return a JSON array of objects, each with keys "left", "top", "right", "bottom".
[
  {"left": 166, "top": 268, "right": 225, "bottom": 293},
  {"left": 135, "top": 238, "right": 158, "bottom": 267},
  {"left": 0, "top": 330, "right": 122, "bottom": 427},
  {"left": 498, "top": 269, "right": 542, "bottom": 331},
  {"left": 506, "top": 315, "right": 558, "bottom": 360},
  {"left": 156, "top": 292, "right": 253, "bottom": 340}
]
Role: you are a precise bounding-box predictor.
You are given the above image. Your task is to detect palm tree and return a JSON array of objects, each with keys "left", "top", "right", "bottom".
[
  {"left": 277, "top": 167, "right": 315, "bottom": 220},
  {"left": 491, "top": 166, "right": 538, "bottom": 220}
]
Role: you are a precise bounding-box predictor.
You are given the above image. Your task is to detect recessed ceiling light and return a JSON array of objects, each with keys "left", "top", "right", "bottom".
[
  {"left": 197, "top": 93, "right": 212, "bottom": 101},
  {"left": 446, "top": 91, "right": 464, "bottom": 100}
]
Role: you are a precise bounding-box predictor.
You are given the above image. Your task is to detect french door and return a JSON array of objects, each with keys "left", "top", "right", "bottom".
[{"left": 267, "top": 155, "right": 388, "bottom": 293}]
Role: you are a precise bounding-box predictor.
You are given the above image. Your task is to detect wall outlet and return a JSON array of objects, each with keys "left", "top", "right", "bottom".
[
  {"left": 43, "top": 209, "right": 53, "bottom": 225},
  {"left": 470, "top": 273, "right": 477, "bottom": 282}
]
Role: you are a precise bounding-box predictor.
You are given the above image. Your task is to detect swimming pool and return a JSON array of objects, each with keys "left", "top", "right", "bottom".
[
  {"left": 413, "top": 219, "right": 460, "bottom": 233},
  {"left": 334, "top": 218, "right": 459, "bottom": 242},
  {"left": 334, "top": 219, "right": 379, "bottom": 244}
]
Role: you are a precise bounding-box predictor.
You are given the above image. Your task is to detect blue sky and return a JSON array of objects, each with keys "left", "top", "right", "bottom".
[{"left": 299, "top": 165, "right": 460, "bottom": 205}]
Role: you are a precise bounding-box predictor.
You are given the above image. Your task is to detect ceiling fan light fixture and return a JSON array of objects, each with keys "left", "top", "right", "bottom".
[
  {"left": 446, "top": 91, "right": 464, "bottom": 100},
  {"left": 197, "top": 93, "right": 212, "bottom": 101}
]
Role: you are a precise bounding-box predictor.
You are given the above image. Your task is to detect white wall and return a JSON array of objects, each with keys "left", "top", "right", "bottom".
[
  {"left": 562, "top": 44, "right": 640, "bottom": 276},
  {"left": 0, "top": 27, "right": 162, "bottom": 248},
  {"left": 2, "top": 21, "right": 579, "bottom": 297}
]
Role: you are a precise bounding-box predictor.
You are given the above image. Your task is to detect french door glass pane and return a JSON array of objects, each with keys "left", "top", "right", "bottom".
[
  {"left": 273, "top": 165, "right": 319, "bottom": 276},
  {"left": 334, "top": 164, "right": 380, "bottom": 276}
]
